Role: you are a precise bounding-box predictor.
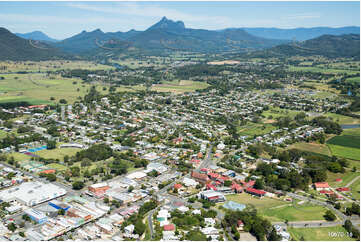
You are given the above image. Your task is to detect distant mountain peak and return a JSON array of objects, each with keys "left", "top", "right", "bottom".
[
  {"left": 147, "top": 17, "right": 185, "bottom": 31},
  {"left": 15, "top": 30, "right": 58, "bottom": 42}
]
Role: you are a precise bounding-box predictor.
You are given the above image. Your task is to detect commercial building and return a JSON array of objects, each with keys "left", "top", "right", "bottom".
[
  {"left": 198, "top": 190, "right": 226, "bottom": 203},
  {"left": 25, "top": 209, "right": 48, "bottom": 224},
  {"left": 0, "top": 182, "right": 67, "bottom": 206}
]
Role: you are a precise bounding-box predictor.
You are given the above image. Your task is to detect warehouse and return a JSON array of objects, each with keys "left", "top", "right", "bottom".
[{"left": 0, "top": 182, "right": 67, "bottom": 206}]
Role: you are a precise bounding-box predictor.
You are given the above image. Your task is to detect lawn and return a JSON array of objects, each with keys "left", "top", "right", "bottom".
[
  {"left": 324, "top": 113, "right": 360, "bottom": 125},
  {"left": 288, "top": 226, "right": 356, "bottom": 241},
  {"left": 327, "top": 172, "right": 360, "bottom": 187},
  {"left": 350, "top": 179, "right": 360, "bottom": 200},
  {"left": 225, "top": 193, "right": 287, "bottom": 210},
  {"left": 288, "top": 142, "right": 331, "bottom": 156},
  {"left": 47, "top": 163, "right": 68, "bottom": 172},
  {"left": 35, "top": 147, "right": 81, "bottom": 160},
  {"left": 238, "top": 123, "right": 277, "bottom": 136}
]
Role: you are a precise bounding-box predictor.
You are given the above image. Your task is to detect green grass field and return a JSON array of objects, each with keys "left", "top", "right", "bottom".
[
  {"left": 262, "top": 202, "right": 328, "bottom": 222},
  {"left": 327, "top": 172, "right": 360, "bottom": 187},
  {"left": 288, "top": 66, "right": 360, "bottom": 75},
  {"left": 238, "top": 123, "right": 277, "bottom": 136},
  {"left": 288, "top": 142, "right": 331, "bottom": 156},
  {"left": 35, "top": 147, "right": 81, "bottom": 160},
  {"left": 326, "top": 128, "right": 360, "bottom": 160},
  {"left": 225, "top": 194, "right": 327, "bottom": 222},
  {"left": 324, "top": 113, "right": 360, "bottom": 125},
  {"left": 47, "top": 163, "right": 68, "bottom": 171},
  {"left": 0, "top": 73, "right": 110, "bottom": 104},
  {"left": 346, "top": 76, "right": 360, "bottom": 83},
  {"left": 288, "top": 226, "right": 356, "bottom": 241},
  {"left": 151, "top": 80, "right": 209, "bottom": 93},
  {"left": 350, "top": 179, "right": 360, "bottom": 200},
  {"left": 0, "top": 60, "right": 114, "bottom": 73}
]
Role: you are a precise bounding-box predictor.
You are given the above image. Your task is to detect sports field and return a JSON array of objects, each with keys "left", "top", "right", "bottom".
[
  {"left": 225, "top": 194, "right": 327, "bottom": 222},
  {"left": 288, "top": 226, "right": 356, "bottom": 241}
]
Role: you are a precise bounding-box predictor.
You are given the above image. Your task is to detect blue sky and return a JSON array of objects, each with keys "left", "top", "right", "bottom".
[{"left": 1, "top": 1, "right": 359, "bottom": 39}]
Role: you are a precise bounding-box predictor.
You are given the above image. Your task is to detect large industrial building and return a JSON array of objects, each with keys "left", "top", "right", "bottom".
[{"left": 0, "top": 181, "right": 67, "bottom": 206}]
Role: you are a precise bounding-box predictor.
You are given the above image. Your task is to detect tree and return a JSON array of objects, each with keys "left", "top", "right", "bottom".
[
  {"left": 58, "top": 209, "right": 65, "bottom": 216},
  {"left": 7, "top": 223, "right": 17, "bottom": 232},
  {"left": 134, "top": 219, "right": 146, "bottom": 235},
  {"left": 334, "top": 203, "right": 341, "bottom": 209},
  {"left": 59, "top": 99, "right": 67, "bottom": 104},
  {"left": 72, "top": 181, "right": 84, "bottom": 190},
  {"left": 46, "top": 139, "right": 57, "bottom": 149},
  {"left": 224, "top": 180, "right": 232, "bottom": 187},
  {"left": 254, "top": 179, "right": 264, "bottom": 189},
  {"left": 128, "top": 186, "right": 134, "bottom": 192},
  {"left": 267, "top": 227, "right": 282, "bottom": 241},
  {"left": 324, "top": 210, "right": 336, "bottom": 221},
  {"left": 45, "top": 173, "right": 56, "bottom": 182}
]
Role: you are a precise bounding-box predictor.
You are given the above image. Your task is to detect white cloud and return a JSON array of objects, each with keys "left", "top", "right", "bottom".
[{"left": 66, "top": 2, "right": 233, "bottom": 28}]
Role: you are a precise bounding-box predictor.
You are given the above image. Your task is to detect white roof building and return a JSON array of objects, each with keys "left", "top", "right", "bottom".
[
  {"left": 183, "top": 177, "right": 199, "bottom": 187},
  {"left": 0, "top": 182, "right": 67, "bottom": 206}
]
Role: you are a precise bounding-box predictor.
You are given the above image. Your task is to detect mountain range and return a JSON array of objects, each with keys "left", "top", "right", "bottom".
[
  {"left": 1, "top": 17, "right": 360, "bottom": 60},
  {"left": 0, "top": 28, "right": 67, "bottom": 61},
  {"left": 250, "top": 34, "right": 360, "bottom": 59},
  {"left": 242, "top": 26, "right": 360, "bottom": 41},
  {"left": 15, "top": 31, "right": 58, "bottom": 43}
]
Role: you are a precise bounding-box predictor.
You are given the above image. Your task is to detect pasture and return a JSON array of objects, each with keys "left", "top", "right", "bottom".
[
  {"left": 151, "top": 80, "right": 209, "bottom": 93},
  {"left": 326, "top": 128, "right": 360, "bottom": 160},
  {"left": 0, "top": 73, "right": 109, "bottom": 104},
  {"left": 288, "top": 142, "right": 331, "bottom": 156},
  {"left": 0, "top": 60, "right": 114, "bottom": 73}
]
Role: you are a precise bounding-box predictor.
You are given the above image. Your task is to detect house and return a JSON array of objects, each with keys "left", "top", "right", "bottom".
[
  {"left": 204, "top": 218, "right": 216, "bottom": 227},
  {"left": 163, "top": 224, "right": 175, "bottom": 231},
  {"left": 245, "top": 187, "right": 266, "bottom": 197},
  {"left": 199, "top": 190, "right": 226, "bottom": 203},
  {"left": 124, "top": 224, "right": 135, "bottom": 234},
  {"left": 192, "top": 171, "right": 211, "bottom": 184},
  {"left": 174, "top": 184, "right": 183, "bottom": 190},
  {"left": 183, "top": 177, "right": 199, "bottom": 187},
  {"left": 237, "top": 220, "right": 244, "bottom": 231},
  {"left": 231, "top": 183, "right": 243, "bottom": 193},
  {"left": 314, "top": 182, "right": 330, "bottom": 191},
  {"left": 336, "top": 187, "right": 350, "bottom": 192}
]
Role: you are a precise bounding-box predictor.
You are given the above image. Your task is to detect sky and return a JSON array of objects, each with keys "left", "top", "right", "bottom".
[{"left": 0, "top": 1, "right": 360, "bottom": 40}]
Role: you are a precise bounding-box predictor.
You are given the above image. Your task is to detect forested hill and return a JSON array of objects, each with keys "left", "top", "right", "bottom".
[
  {"left": 0, "top": 27, "right": 68, "bottom": 61},
  {"left": 249, "top": 34, "right": 360, "bottom": 59}
]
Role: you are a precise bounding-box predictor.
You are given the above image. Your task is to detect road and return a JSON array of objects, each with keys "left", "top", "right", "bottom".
[
  {"left": 198, "top": 143, "right": 214, "bottom": 170},
  {"left": 345, "top": 175, "right": 360, "bottom": 188},
  {"left": 277, "top": 190, "right": 360, "bottom": 228}
]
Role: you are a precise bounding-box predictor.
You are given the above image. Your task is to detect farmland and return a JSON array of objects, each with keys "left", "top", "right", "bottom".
[{"left": 326, "top": 128, "right": 360, "bottom": 160}]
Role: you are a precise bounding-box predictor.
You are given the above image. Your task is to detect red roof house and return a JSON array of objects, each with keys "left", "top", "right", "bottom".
[
  {"left": 336, "top": 187, "right": 350, "bottom": 192},
  {"left": 314, "top": 182, "right": 330, "bottom": 191},
  {"left": 192, "top": 171, "right": 210, "bottom": 184},
  {"left": 163, "top": 224, "right": 175, "bottom": 231},
  {"left": 206, "top": 184, "right": 218, "bottom": 191},
  {"left": 335, "top": 178, "right": 342, "bottom": 182},
  {"left": 231, "top": 183, "right": 243, "bottom": 193},
  {"left": 174, "top": 184, "right": 183, "bottom": 190},
  {"left": 245, "top": 187, "right": 266, "bottom": 197}
]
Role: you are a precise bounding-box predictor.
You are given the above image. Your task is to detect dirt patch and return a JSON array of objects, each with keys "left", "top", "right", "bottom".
[
  {"left": 207, "top": 60, "right": 240, "bottom": 65},
  {"left": 264, "top": 119, "right": 276, "bottom": 124}
]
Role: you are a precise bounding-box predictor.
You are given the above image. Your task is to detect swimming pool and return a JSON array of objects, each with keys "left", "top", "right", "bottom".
[{"left": 28, "top": 145, "right": 47, "bottom": 153}]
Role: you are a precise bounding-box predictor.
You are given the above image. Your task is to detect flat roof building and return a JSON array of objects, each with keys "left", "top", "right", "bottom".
[{"left": 0, "top": 182, "right": 67, "bottom": 206}]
